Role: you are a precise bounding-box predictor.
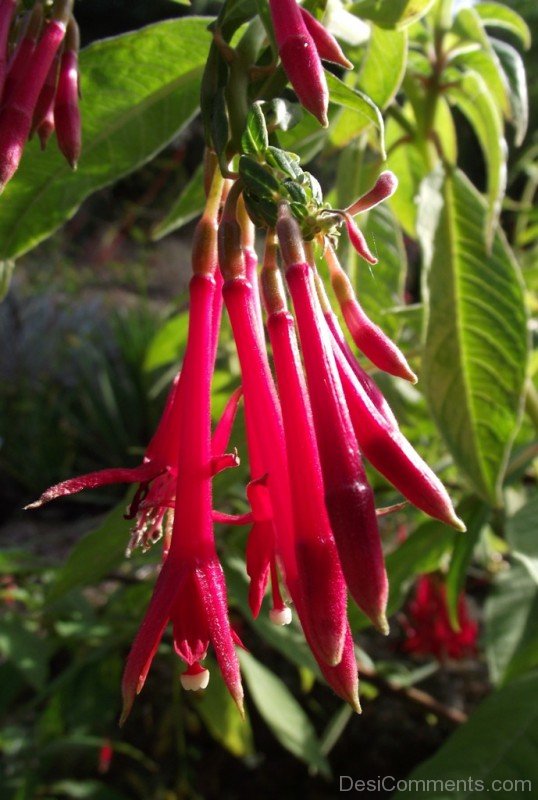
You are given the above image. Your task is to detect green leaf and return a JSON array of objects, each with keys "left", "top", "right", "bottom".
[
  {"left": 485, "top": 563, "right": 538, "bottom": 684},
  {"left": 475, "top": 2, "right": 531, "bottom": 50},
  {"left": 350, "top": 0, "right": 436, "bottom": 29},
  {"left": 143, "top": 311, "right": 189, "bottom": 372},
  {"left": 0, "top": 17, "right": 212, "bottom": 261},
  {"left": 0, "top": 260, "right": 13, "bottom": 301},
  {"left": 238, "top": 650, "right": 331, "bottom": 777},
  {"left": 359, "top": 26, "right": 407, "bottom": 110},
  {"left": 151, "top": 163, "right": 205, "bottom": 241},
  {"left": 418, "top": 167, "right": 528, "bottom": 503},
  {"left": 194, "top": 659, "right": 254, "bottom": 757},
  {"left": 0, "top": 615, "right": 49, "bottom": 690},
  {"left": 46, "top": 503, "right": 130, "bottom": 603},
  {"left": 385, "top": 109, "right": 426, "bottom": 237},
  {"left": 506, "top": 492, "right": 538, "bottom": 584},
  {"left": 446, "top": 69, "right": 507, "bottom": 241},
  {"left": 451, "top": 47, "right": 510, "bottom": 120},
  {"left": 326, "top": 72, "right": 386, "bottom": 158},
  {"left": 446, "top": 496, "right": 489, "bottom": 629},
  {"left": 385, "top": 520, "right": 455, "bottom": 617},
  {"left": 393, "top": 671, "right": 538, "bottom": 798},
  {"left": 492, "top": 38, "right": 529, "bottom": 147},
  {"left": 241, "top": 103, "right": 270, "bottom": 155}
]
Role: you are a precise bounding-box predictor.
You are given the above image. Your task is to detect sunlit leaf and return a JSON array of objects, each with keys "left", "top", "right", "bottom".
[{"left": 418, "top": 167, "right": 528, "bottom": 503}]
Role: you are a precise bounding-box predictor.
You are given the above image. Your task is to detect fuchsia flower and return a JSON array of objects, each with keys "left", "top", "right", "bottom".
[
  {"left": 402, "top": 575, "right": 478, "bottom": 660},
  {"left": 0, "top": 0, "right": 81, "bottom": 191},
  {"left": 277, "top": 208, "right": 389, "bottom": 635},
  {"left": 262, "top": 237, "right": 348, "bottom": 665},
  {"left": 0, "top": 0, "right": 20, "bottom": 99},
  {"left": 268, "top": 0, "right": 331, "bottom": 126},
  {"left": 54, "top": 16, "right": 81, "bottom": 168},
  {"left": 218, "top": 192, "right": 361, "bottom": 709}
]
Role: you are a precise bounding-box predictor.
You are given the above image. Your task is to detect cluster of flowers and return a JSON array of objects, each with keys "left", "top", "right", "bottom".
[
  {"left": 29, "top": 156, "right": 465, "bottom": 720},
  {"left": 268, "top": 0, "right": 352, "bottom": 127},
  {"left": 0, "top": 0, "right": 81, "bottom": 193},
  {"left": 403, "top": 575, "right": 478, "bottom": 661}
]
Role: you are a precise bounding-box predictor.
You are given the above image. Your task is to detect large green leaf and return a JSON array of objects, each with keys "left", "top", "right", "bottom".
[
  {"left": 359, "top": 25, "right": 407, "bottom": 109},
  {"left": 0, "top": 18, "right": 212, "bottom": 261},
  {"left": 485, "top": 563, "right": 538, "bottom": 684},
  {"left": 446, "top": 69, "right": 507, "bottom": 242},
  {"left": 46, "top": 503, "right": 131, "bottom": 604},
  {"left": 393, "top": 671, "right": 538, "bottom": 798},
  {"left": 350, "top": 0, "right": 436, "bottom": 29},
  {"left": 445, "top": 496, "right": 489, "bottom": 629},
  {"left": 326, "top": 72, "right": 385, "bottom": 158},
  {"left": 418, "top": 167, "right": 528, "bottom": 503},
  {"left": 492, "top": 38, "right": 529, "bottom": 147},
  {"left": 330, "top": 25, "right": 406, "bottom": 148},
  {"left": 475, "top": 2, "right": 531, "bottom": 50},
  {"left": 238, "top": 650, "right": 331, "bottom": 777},
  {"left": 194, "top": 658, "right": 254, "bottom": 758},
  {"left": 506, "top": 492, "right": 538, "bottom": 583}
]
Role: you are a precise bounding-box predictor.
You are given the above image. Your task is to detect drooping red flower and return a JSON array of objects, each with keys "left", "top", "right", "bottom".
[{"left": 402, "top": 575, "right": 478, "bottom": 660}]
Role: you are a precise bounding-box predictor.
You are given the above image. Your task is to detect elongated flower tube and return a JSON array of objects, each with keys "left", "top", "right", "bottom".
[
  {"left": 219, "top": 192, "right": 360, "bottom": 703},
  {"left": 122, "top": 171, "right": 243, "bottom": 720},
  {"left": 54, "top": 16, "right": 81, "bottom": 168},
  {"left": 37, "top": 102, "right": 54, "bottom": 150},
  {"left": 263, "top": 237, "right": 348, "bottom": 665},
  {"left": 0, "top": 0, "right": 16, "bottom": 99},
  {"left": 278, "top": 206, "right": 389, "bottom": 634},
  {"left": 268, "top": 0, "right": 329, "bottom": 126},
  {"left": 325, "top": 243, "right": 418, "bottom": 383},
  {"left": 218, "top": 190, "right": 299, "bottom": 604},
  {"left": 0, "top": 0, "right": 72, "bottom": 191},
  {"left": 332, "top": 340, "right": 466, "bottom": 530},
  {"left": 312, "top": 267, "right": 400, "bottom": 430},
  {"left": 31, "top": 49, "right": 60, "bottom": 137},
  {"left": 299, "top": 7, "right": 352, "bottom": 69},
  {"left": 3, "top": 3, "right": 43, "bottom": 105}
]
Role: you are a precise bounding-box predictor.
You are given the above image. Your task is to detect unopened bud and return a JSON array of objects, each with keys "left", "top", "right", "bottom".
[{"left": 346, "top": 171, "right": 398, "bottom": 216}]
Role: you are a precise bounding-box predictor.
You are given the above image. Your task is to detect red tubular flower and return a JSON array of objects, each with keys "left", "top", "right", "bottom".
[
  {"left": 332, "top": 339, "right": 465, "bottom": 530},
  {"left": 268, "top": 0, "right": 329, "bottom": 126},
  {"left": 0, "top": 0, "right": 72, "bottom": 191},
  {"left": 313, "top": 269, "right": 400, "bottom": 430},
  {"left": 121, "top": 254, "right": 243, "bottom": 722},
  {"left": 3, "top": 3, "right": 43, "bottom": 105},
  {"left": 402, "top": 575, "right": 477, "bottom": 660},
  {"left": 37, "top": 103, "right": 55, "bottom": 150},
  {"left": 31, "top": 49, "right": 60, "bottom": 138},
  {"left": 278, "top": 207, "right": 389, "bottom": 634},
  {"left": 0, "top": 0, "right": 17, "bottom": 99},
  {"left": 263, "top": 243, "right": 348, "bottom": 665},
  {"left": 299, "top": 8, "right": 352, "bottom": 69},
  {"left": 325, "top": 243, "right": 418, "bottom": 383},
  {"left": 219, "top": 197, "right": 360, "bottom": 705},
  {"left": 54, "top": 16, "right": 81, "bottom": 168}
]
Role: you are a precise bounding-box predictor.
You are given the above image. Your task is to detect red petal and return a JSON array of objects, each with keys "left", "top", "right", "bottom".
[
  {"left": 211, "top": 386, "right": 243, "bottom": 456},
  {"left": 26, "top": 462, "right": 162, "bottom": 509},
  {"left": 344, "top": 214, "right": 377, "bottom": 265},
  {"left": 212, "top": 510, "right": 254, "bottom": 526}
]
